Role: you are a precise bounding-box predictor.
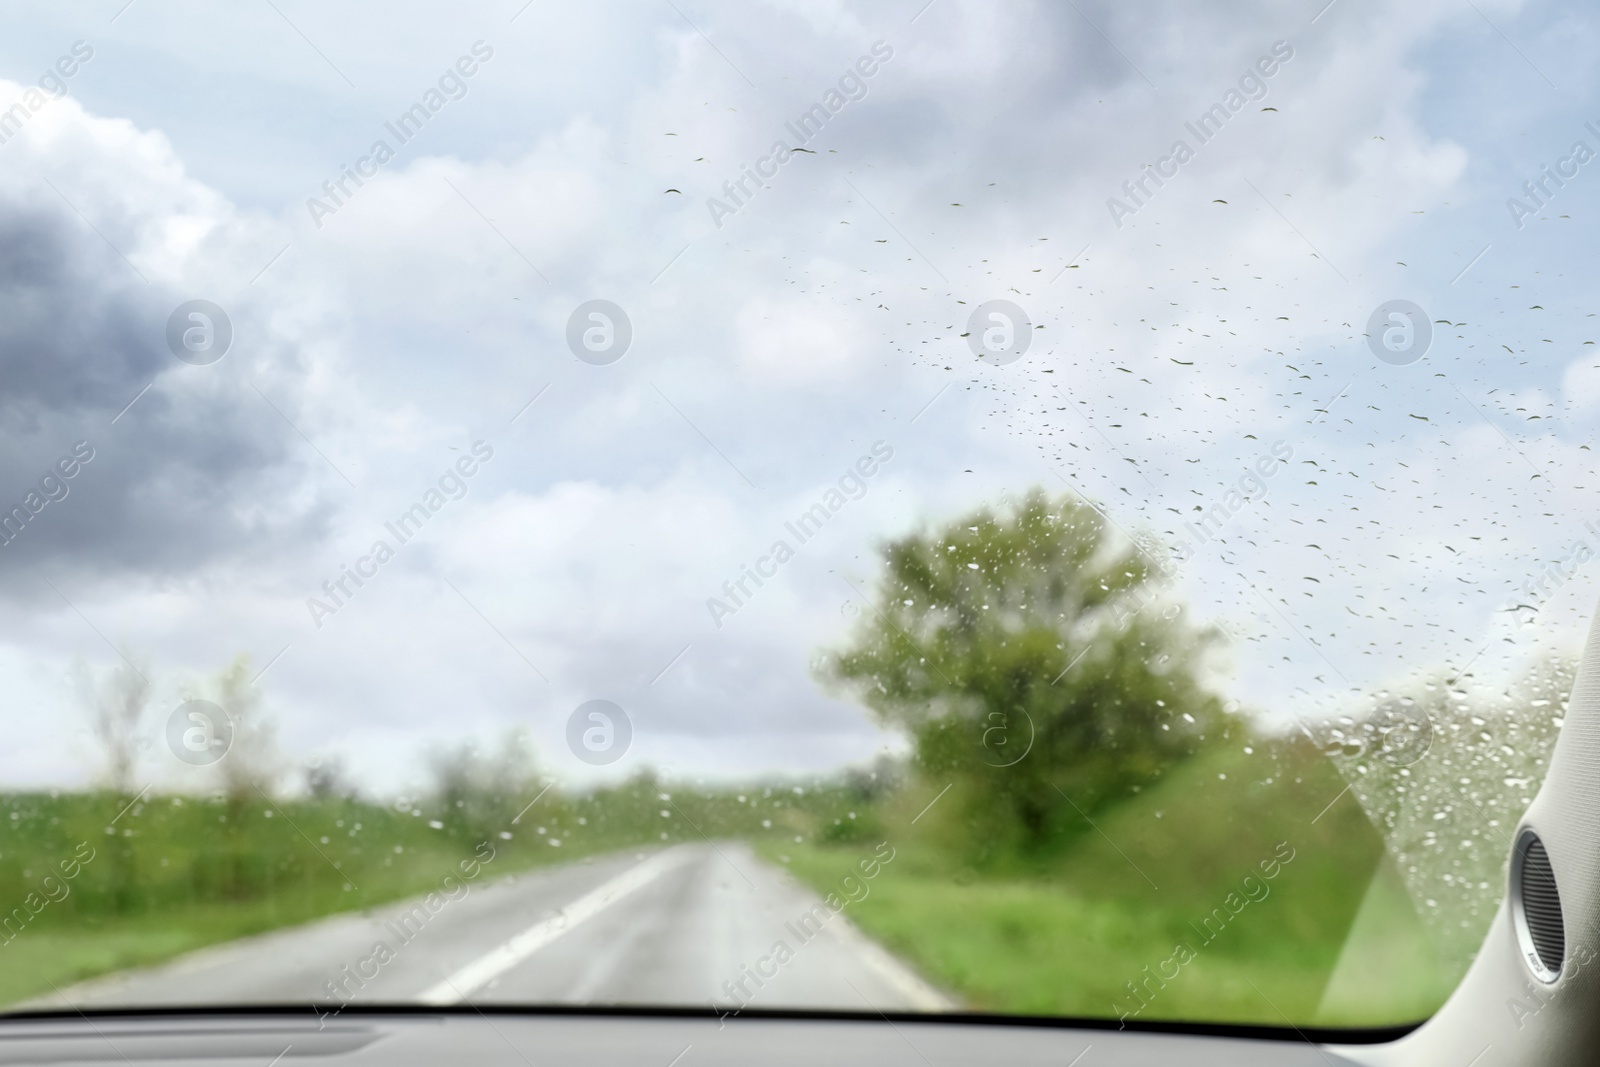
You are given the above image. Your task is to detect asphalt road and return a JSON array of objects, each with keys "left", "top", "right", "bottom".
[{"left": 26, "top": 843, "right": 952, "bottom": 1014}]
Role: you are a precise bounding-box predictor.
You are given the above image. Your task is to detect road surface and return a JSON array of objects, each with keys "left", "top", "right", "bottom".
[{"left": 24, "top": 843, "right": 953, "bottom": 1014}]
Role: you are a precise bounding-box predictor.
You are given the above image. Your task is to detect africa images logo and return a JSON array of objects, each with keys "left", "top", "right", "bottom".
[
  {"left": 1106, "top": 40, "right": 1294, "bottom": 228},
  {"left": 706, "top": 41, "right": 894, "bottom": 228},
  {"left": 0, "top": 442, "right": 95, "bottom": 550},
  {"left": 0, "top": 40, "right": 94, "bottom": 148},
  {"left": 306, "top": 442, "right": 495, "bottom": 628},
  {"left": 305, "top": 41, "right": 495, "bottom": 228},
  {"left": 706, "top": 442, "right": 894, "bottom": 629}
]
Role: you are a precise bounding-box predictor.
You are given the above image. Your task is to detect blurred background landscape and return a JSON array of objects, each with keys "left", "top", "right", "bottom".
[
  {"left": 0, "top": 0, "right": 1594, "bottom": 1037},
  {"left": 0, "top": 489, "right": 1568, "bottom": 1026}
]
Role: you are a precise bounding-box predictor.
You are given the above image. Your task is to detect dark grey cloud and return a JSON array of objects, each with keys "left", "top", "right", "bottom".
[{"left": 0, "top": 186, "right": 333, "bottom": 594}]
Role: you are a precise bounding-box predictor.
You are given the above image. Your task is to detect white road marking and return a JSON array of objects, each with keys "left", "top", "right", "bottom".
[
  {"left": 821, "top": 912, "right": 955, "bottom": 1011},
  {"left": 416, "top": 849, "right": 694, "bottom": 1004}
]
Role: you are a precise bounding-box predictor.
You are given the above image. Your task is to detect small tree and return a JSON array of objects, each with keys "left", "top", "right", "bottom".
[
  {"left": 185, "top": 653, "right": 283, "bottom": 899},
  {"left": 75, "top": 653, "right": 150, "bottom": 795},
  {"left": 429, "top": 731, "right": 544, "bottom": 847},
  {"left": 75, "top": 652, "right": 151, "bottom": 911},
  {"left": 820, "top": 489, "right": 1226, "bottom": 864},
  {"left": 209, "top": 653, "right": 281, "bottom": 802},
  {"left": 306, "top": 755, "right": 357, "bottom": 800}
]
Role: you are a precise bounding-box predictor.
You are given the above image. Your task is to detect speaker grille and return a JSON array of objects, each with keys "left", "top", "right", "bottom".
[{"left": 1516, "top": 833, "right": 1565, "bottom": 981}]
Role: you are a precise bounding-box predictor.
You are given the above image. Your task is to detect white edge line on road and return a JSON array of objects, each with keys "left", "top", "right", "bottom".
[
  {"left": 821, "top": 911, "right": 956, "bottom": 1011},
  {"left": 415, "top": 849, "right": 694, "bottom": 1005}
]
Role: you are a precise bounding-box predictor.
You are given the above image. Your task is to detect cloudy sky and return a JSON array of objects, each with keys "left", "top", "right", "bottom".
[{"left": 0, "top": 0, "right": 1595, "bottom": 795}]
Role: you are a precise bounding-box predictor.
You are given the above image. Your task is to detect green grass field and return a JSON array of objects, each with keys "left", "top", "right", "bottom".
[
  {"left": 0, "top": 792, "right": 514, "bottom": 1005},
  {"left": 0, "top": 780, "right": 862, "bottom": 1008},
  {"left": 1, "top": 746, "right": 1464, "bottom": 1026},
  {"left": 765, "top": 741, "right": 1458, "bottom": 1026}
]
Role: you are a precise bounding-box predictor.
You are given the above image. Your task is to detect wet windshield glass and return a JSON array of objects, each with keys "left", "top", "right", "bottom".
[{"left": 0, "top": 0, "right": 1583, "bottom": 1028}]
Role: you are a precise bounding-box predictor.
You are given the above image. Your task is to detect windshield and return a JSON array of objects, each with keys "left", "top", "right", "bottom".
[{"left": 0, "top": 0, "right": 1583, "bottom": 1031}]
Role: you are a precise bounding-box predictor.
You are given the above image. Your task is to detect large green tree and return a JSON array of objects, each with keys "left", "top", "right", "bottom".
[{"left": 821, "top": 489, "right": 1228, "bottom": 864}]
